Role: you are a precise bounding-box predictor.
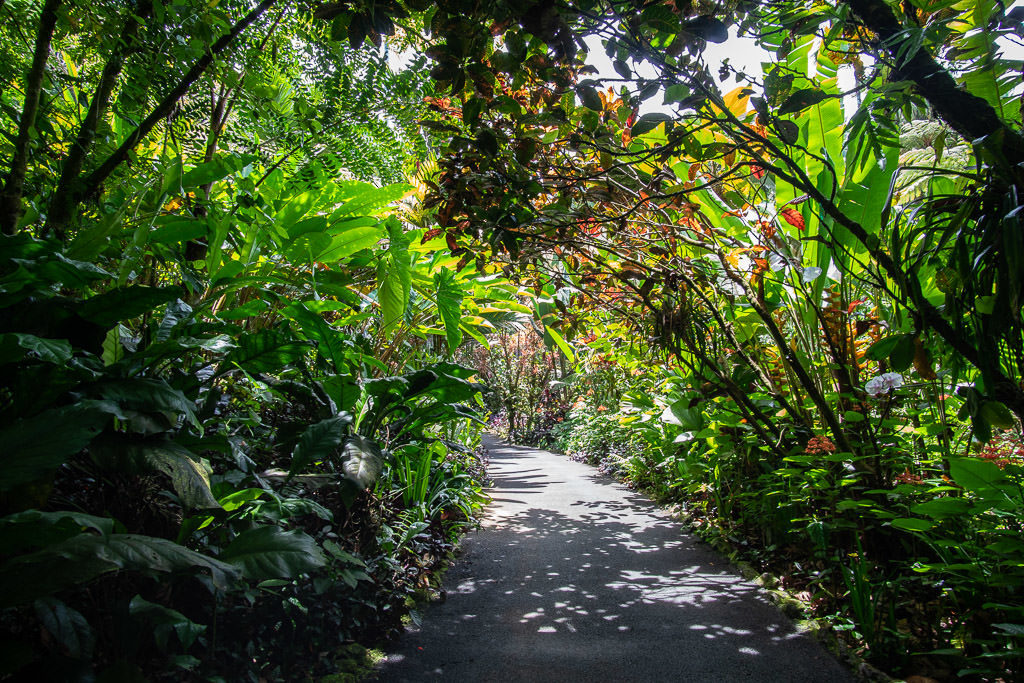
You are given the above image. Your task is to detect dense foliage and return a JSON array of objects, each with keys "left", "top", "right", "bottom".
[
  {"left": 0, "top": 1, "right": 528, "bottom": 679},
  {"left": 2, "top": 0, "right": 1023, "bottom": 679}
]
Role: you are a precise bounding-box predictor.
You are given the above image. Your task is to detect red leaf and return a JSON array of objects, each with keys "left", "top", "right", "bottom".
[
  {"left": 750, "top": 163, "right": 765, "bottom": 179},
  {"left": 421, "top": 228, "right": 442, "bottom": 244},
  {"left": 779, "top": 207, "right": 805, "bottom": 231}
]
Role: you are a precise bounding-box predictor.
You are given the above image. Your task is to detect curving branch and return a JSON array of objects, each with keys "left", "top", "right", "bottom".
[{"left": 844, "top": 0, "right": 1024, "bottom": 180}]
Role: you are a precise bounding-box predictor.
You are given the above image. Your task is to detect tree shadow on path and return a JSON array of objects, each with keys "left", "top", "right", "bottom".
[{"left": 376, "top": 438, "right": 853, "bottom": 682}]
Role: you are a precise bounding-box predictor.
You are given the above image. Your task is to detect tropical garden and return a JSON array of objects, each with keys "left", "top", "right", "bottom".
[{"left": 0, "top": 0, "right": 1022, "bottom": 680}]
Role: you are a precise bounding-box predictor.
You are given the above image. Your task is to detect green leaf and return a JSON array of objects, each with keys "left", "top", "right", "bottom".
[
  {"left": 79, "top": 286, "right": 182, "bottom": 328},
  {"left": 89, "top": 435, "right": 219, "bottom": 509},
  {"left": 775, "top": 119, "right": 799, "bottom": 145},
  {"left": 321, "top": 375, "right": 361, "bottom": 413},
  {"left": 319, "top": 226, "right": 383, "bottom": 261},
  {"left": 0, "top": 510, "right": 114, "bottom": 555},
  {"left": 219, "top": 526, "right": 326, "bottom": 581},
  {"left": 631, "top": 112, "right": 671, "bottom": 137},
  {"left": 543, "top": 324, "right": 575, "bottom": 362},
  {"left": 181, "top": 156, "right": 241, "bottom": 187},
  {"left": 377, "top": 219, "right": 412, "bottom": 338},
  {"left": 890, "top": 334, "right": 915, "bottom": 372},
  {"left": 129, "top": 595, "right": 206, "bottom": 652},
  {"left": 289, "top": 415, "right": 351, "bottom": 476},
  {"left": 577, "top": 85, "right": 602, "bottom": 111},
  {"left": 282, "top": 301, "right": 350, "bottom": 370},
  {"left": 342, "top": 435, "right": 384, "bottom": 488},
  {"left": 664, "top": 84, "right": 690, "bottom": 104},
  {"left": 157, "top": 299, "right": 192, "bottom": 342},
  {"left": 95, "top": 378, "right": 200, "bottom": 431},
  {"left": 980, "top": 401, "right": 1015, "bottom": 430},
  {"left": 949, "top": 456, "right": 1014, "bottom": 499},
  {"left": 911, "top": 497, "right": 971, "bottom": 520},
  {"left": 219, "top": 330, "right": 310, "bottom": 375},
  {"left": 0, "top": 534, "right": 239, "bottom": 607},
  {"left": 149, "top": 219, "right": 208, "bottom": 246},
  {"left": 865, "top": 335, "right": 902, "bottom": 361},
  {"left": 0, "top": 333, "right": 72, "bottom": 365},
  {"left": 661, "top": 399, "right": 703, "bottom": 430},
  {"left": 778, "top": 89, "right": 830, "bottom": 116},
  {"left": 434, "top": 268, "right": 463, "bottom": 354},
  {"left": 686, "top": 15, "right": 728, "bottom": 43},
  {"left": 284, "top": 232, "right": 332, "bottom": 264},
  {"left": 34, "top": 597, "right": 94, "bottom": 660},
  {"left": 0, "top": 405, "right": 108, "bottom": 491},
  {"left": 891, "top": 517, "right": 934, "bottom": 532}
]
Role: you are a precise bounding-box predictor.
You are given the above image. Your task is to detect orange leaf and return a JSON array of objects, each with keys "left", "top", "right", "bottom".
[{"left": 779, "top": 207, "right": 805, "bottom": 231}]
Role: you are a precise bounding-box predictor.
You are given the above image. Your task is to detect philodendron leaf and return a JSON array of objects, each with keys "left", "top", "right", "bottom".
[
  {"left": 434, "top": 267, "right": 463, "bottom": 354},
  {"left": 289, "top": 414, "right": 352, "bottom": 476},
  {"left": 0, "top": 510, "right": 114, "bottom": 555},
  {"left": 129, "top": 595, "right": 206, "bottom": 652},
  {"left": 219, "top": 526, "right": 326, "bottom": 581},
  {"left": 0, "top": 405, "right": 108, "bottom": 491},
  {"left": 0, "top": 534, "right": 239, "bottom": 607},
  {"left": 78, "top": 286, "right": 182, "bottom": 328},
  {"left": 89, "top": 435, "right": 220, "bottom": 510},
  {"left": 34, "top": 597, "right": 94, "bottom": 660},
  {"left": 218, "top": 329, "right": 310, "bottom": 375},
  {"left": 342, "top": 435, "right": 384, "bottom": 488},
  {"left": 0, "top": 333, "right": 72, "bottom": 365}
]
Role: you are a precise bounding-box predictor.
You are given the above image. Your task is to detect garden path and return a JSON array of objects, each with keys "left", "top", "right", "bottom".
[{"left": 376, "top": 436, "right": 854, "bottom": 682}]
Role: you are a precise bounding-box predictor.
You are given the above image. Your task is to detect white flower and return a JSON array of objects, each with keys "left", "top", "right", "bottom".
[{"left": 865, "top": 372, "right": 904, "bottom": 397}]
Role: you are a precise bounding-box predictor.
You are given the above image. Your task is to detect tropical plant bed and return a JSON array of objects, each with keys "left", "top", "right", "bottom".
[{"left": 0, "top": 444, "right": 487, "bottom": 683}]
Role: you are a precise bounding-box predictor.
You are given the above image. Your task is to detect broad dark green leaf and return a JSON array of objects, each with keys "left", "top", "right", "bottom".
[
  {"left": 577, "top": 85, "right": 602, "bottom": 111},
  {"left": 0, "top": 405, "right": 108, "bottom": 491},
  {"left": 289, "top": 414, "right": 351, "bottom": 475},
  {"left": 632, "top": 112, "right": 671, "bottom": 137},
  {"left": 0, "top": 533, "right": 239, "bottom": 607},
  {"left": 34, "top": 597, "right": 94, "bottom": 660},
  {"left": 778, "top": 89, "right": 830, "bottom": 116},
  {"left": 0, "top": 333, "right": 72, "bottom": 365},
  {"left": 78, "top": 286, "right": 182, "bottom": 328},
  {"left": 129, "top": 595, "right": 206, "bottom": 652},
  {"left": 0, "top": 510, "right": 113, "bottom": 555},
  {"left": 219, "top": 526, "right": 326, "bottom": 580},
  {"left": 89, "top": 434, "right": 219, "bottom": 509},
  {"left": 219, "top": 330, "right": 310, "bottom": 375}
]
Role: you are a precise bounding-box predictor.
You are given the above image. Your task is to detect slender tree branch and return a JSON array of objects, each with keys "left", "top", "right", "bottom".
[
  {"left": 41, "top": 0, "right": 279, "bottom": 238},
  {"left": 45, "top": 0, "right": 153, "bottom": 238},
  {"left": 0, "top": 0, "right": 62, "bottom": 235}
]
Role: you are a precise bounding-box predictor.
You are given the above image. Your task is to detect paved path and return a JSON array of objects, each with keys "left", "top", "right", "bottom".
[{"left": 376, "top": 436, "right": 854, "bottom": 682}]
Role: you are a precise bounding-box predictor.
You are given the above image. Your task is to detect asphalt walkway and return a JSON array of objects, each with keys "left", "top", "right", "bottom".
[{"left": 375, "top": 436, "right": 854, "bottom": 682}]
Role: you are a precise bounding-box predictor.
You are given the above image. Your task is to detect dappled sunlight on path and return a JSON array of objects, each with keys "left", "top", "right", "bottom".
[{"left": 377, "top": 437, "right": 853, "bottom": 682}]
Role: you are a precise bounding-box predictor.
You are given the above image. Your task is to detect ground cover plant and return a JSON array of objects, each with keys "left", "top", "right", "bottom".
[{"left": 2, "top": 0, "right": 1023, "bottom": 680}]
